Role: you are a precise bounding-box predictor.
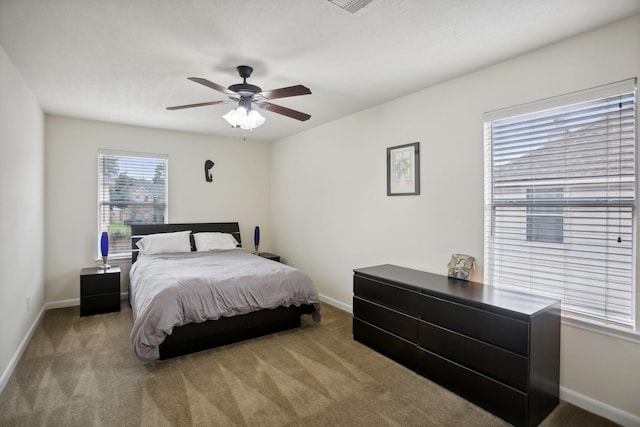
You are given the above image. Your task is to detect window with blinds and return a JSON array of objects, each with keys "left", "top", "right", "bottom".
[
  {"left": 98, "top": 151, "right": 168, "bottom": 258},
  {"left": 483, "top": 79, "right": 637, "bottom": 328}
]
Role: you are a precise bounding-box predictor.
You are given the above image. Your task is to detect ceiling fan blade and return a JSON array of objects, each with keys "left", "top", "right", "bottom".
[
  {"left": 166, "top": 100, "right": 230, "bottom": 110},
  {"left": 258, "top": 102, "right": 311, "bottom": 121},
  {"left": 188, "top": 77, "right": 239, "bottom": 98},
  {"left": 254, "top": 85, "right": 311, "bottom": 101}
]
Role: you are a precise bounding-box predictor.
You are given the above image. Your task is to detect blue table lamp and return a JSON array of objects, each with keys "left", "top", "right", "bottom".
[
  {"left": 100, "top": 231, "right": 111, "bottom": 269},
  {"left": 254, "top": 226, "right": 260, "bottom": 254}
]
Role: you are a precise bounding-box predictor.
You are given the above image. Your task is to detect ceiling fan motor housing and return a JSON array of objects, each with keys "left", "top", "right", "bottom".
[
  {"left": 228, "top": 65, "right": 262, "bottom": 96},
  {"left": 228, "top": 83, "right": 262, "bottom": 96}
]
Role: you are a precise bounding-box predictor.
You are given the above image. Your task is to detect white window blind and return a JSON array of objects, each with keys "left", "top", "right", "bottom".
[
  {"left": 98, "top": 151, "right": 168, "bottom": 258},
  {"left": 483, "top": 79, "right": 637, "bottom": 328}
]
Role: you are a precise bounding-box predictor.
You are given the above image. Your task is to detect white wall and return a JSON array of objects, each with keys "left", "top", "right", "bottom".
[
  {"left": 45, "top": 116, "right": 272, "bottom": 303},
  {"left": 271, "top": 14, "right": 640, "bottom": 422},
  {"left": 0, "top": 47, "right": 45, "bottom": 390}
]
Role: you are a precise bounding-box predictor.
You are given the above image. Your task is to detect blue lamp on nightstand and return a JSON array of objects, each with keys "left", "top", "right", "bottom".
[
  {"left": 100, "top": 231, "right": 111, "bottom": 270},
  {"left": 254, "top": 226, "right": 260, "bottom": 254}
]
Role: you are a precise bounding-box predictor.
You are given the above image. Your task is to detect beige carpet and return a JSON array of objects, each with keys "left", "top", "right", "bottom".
[{"left": 0, "top": 303, "right": 619, "bottom": 426}]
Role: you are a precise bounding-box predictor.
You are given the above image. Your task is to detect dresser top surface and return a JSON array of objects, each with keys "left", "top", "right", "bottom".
[{"left": 354, "top": 264, "right": 560, "bottom": 317}]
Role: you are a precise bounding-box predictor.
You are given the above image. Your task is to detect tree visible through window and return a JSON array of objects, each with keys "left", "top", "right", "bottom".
[{"left": 98, "top": 151, "right": 168, "bottom": 257}]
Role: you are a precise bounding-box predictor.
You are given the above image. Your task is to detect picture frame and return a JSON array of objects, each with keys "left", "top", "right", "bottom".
[{"left": 387, "top": 142, "right": 420, "bottom": 196}]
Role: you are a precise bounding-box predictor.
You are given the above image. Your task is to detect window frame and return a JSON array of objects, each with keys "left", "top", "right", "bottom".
[
  {"left": 483, "top": 79, "right": 638, "bottom": 332},
  {"left": 98, "top": 149, "right": 169, "bottom": 259}
]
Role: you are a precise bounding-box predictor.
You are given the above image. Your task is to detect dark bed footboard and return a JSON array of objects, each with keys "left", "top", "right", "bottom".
[{"left": 159, "top": 305, "right": 314, "bottom": 359}]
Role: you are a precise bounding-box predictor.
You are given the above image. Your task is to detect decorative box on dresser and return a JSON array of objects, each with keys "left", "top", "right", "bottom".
[
  {"left": 80, "top": 266, "right": 121, "bottom": 317},
  {"left": 353, "top": 264, "right": 560, "bottom": 427}
]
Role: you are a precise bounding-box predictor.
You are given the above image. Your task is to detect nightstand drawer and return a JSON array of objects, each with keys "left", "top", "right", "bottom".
[
  {"left": 419, "top": 294, "right": 529, "bottom": 355},
  {"left": 81, "top": 275, "right": 119, "bottom": 296},
  {"left": 354, "top": 276, "right": 419, "bottom": 317},
  {"left": 81, "top": 293, "right": 120, "bottom": 316}
]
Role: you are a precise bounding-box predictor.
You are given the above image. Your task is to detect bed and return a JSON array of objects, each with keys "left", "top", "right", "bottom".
[{"left": 129, "top": 222, "right": 321, "bottom": 361}]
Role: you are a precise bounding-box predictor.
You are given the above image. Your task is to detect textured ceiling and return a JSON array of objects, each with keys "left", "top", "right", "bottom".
[{"left": 1, "top": 0, "right": 639, "bottom": 142}]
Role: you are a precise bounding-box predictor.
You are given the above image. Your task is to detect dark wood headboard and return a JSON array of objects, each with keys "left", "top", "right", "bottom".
[{"left": 130, "top": 222, "right": 242, "bottom": 263}]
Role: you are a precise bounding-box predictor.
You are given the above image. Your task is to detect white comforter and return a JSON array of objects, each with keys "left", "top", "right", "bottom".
[{"left": 130, "top": 249, "right": 321, "bottom": 361}]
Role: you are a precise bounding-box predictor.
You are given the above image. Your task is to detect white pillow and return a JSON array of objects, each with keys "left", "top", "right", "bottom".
[
  {"left": 194, "top": 232, "right": 239, "bottom": 251},
  {"left": 135, "top": 230, "right": 192, "bottom": 255}
]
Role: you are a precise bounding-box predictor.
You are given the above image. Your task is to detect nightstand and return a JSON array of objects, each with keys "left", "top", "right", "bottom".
[
  {"left": 258, "top": 252, "right": 280, "bottom": 262},
  {"left": 80, "top": 266, "right": 121, "bottom": 316}
]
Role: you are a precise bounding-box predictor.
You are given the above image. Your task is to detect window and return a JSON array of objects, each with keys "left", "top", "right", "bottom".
[
  {"left": 98, "top": 151, "right": 168, "bottom": 258},
  {"left": 484, "top": 79, "right": 637, "bottom": 328}
]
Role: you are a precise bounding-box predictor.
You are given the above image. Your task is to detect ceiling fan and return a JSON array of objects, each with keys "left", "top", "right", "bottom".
[{"left": 167, "top": 65, "right": 312, "bottom": 128}]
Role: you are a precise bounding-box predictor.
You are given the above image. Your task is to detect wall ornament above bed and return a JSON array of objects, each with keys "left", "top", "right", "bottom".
[{"left": 204, "top": 160, "right": 214, "bottom": 182}]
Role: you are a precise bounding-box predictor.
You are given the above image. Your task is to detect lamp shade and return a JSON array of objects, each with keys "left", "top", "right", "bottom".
[
  {"left": 245, "top": 110, "right": 266, "bottom": 129},
  {"left": 222, "top": 106, "right": 247, "bottom": 128},
  {"left": 223, "top": 106, "right": 266, "bottom": 130},
  {"left": 100, "top": 231, "right": 109, "bottom": 257}
]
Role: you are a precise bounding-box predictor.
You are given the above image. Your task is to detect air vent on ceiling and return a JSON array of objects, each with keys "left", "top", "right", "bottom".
[{"left": 328, "top": 0, "right": 374, "bottom": 14}]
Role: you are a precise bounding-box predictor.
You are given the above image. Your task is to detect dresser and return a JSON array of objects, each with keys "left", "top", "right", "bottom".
[
  {"left": 353, "top": 264, "right": 560, "bottom": 427},
  {"left": 80, "top": 266, "right": 121, "bottom": 316}
]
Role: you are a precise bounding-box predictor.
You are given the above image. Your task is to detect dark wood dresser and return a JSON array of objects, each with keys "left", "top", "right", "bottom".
[{"left": 353, "top": 264, "right": 560, "bottom": 427}]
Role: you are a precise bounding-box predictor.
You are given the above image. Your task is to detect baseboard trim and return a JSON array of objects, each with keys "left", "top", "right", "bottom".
[
  {"left": 45, "top": 298, "right": 79, "bottom": 310},
  {"left": 45, "top": 292, "right": 128, "bottom": 310},
  {"left": 560, "top": 387, "right": 640, "bottom": 426},
  {"left": 319, "top": 293, "right": 352, "bottom": 313},
  {"left": 0, "top": 304, "right": 46, "bottom": 395}
]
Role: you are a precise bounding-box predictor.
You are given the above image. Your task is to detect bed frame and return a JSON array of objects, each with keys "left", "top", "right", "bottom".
[{"left": 130, "top": 222, "right": 313, "bottom": 360}]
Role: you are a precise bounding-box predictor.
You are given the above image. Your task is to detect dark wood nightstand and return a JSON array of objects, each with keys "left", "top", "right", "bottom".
[
  {"left": 80, "top": 266, "right": 121, "bottom": 316},
  {"left": 258, "top": 252, "right": 280, "bottom": 262}
]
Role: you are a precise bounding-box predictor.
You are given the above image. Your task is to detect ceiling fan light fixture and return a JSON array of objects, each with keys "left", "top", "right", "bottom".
[
  {"left": 222, "top": 106, "right": 266, "bottom": 130},
  {"left": 245, "top": 109, "right": 266, "bottom": 129}
]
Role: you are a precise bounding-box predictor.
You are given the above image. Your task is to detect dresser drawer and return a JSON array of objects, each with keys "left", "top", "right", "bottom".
[
  {"left": 354, "top": 297, "right": 417, "bottom": 342},
  {"left": 419, "top": 320, "right": 528, "bottom": 391},
  {"left": 354, "top": 275, "right": 418, "bottom": 316},
  {"left": 353, "top": 318, "right": 417, "bottom": 371},
  {"left": 419, "top": 294, "right": 529, "bottom": 355},
  {"left": 417, "top": 347, "right": 527, "bottom": 427}
]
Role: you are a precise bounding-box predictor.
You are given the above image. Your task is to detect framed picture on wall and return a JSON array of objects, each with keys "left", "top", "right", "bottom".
[{"left": 387, "top": 142, "right": 420, "bottom": 196}]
